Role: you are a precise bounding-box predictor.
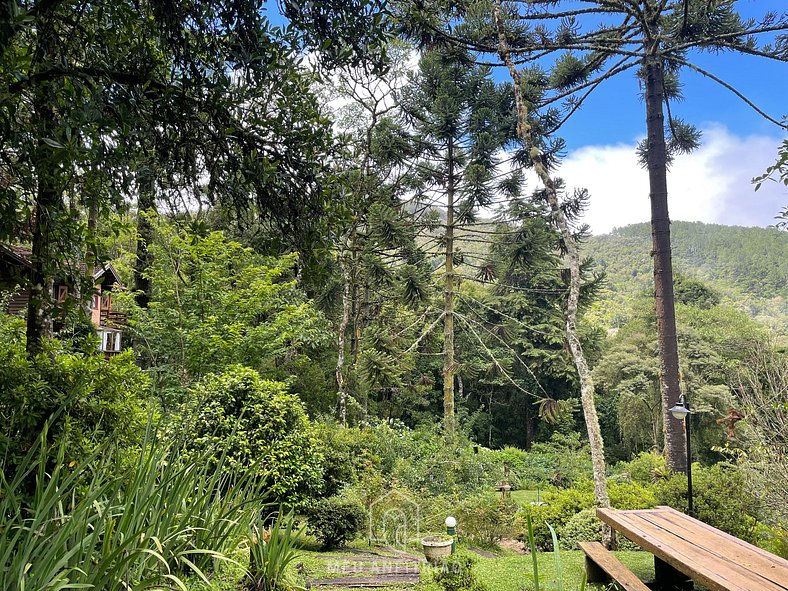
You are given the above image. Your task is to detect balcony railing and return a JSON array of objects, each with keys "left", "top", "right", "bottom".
[{"left": 100, "top": 310, "right": 128, "bottom": 327}]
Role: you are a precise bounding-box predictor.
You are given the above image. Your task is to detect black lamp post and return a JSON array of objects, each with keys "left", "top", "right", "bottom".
[{"left": 669, "top": 393, "right": 693, "bottom": 516}]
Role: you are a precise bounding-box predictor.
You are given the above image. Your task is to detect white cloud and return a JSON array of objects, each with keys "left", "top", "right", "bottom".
[{"left": 554, "top": 125, "right": 787, "bottom": 235}]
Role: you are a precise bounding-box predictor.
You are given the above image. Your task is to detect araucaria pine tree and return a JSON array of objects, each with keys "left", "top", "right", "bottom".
[
  {"left": 423, "top": 0, "right": 788, "bottom": 470},
  {"left": 399, "top": 48, "right": 519, "bottom": 439}
]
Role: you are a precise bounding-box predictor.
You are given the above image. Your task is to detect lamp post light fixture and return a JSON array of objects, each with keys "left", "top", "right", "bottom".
[
  {"left": 445, "top": 516, "right": 457, "bottom": 554},
  {"left": 669, "top": 393, "right": 693, "bottom": 516}
]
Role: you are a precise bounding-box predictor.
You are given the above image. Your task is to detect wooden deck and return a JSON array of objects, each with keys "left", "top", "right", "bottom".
[{"left": 597, "top": 506, "right": 788, "bottom": 591}]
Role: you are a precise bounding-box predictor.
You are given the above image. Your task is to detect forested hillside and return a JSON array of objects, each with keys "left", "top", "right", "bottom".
[
  {"left": 3, "top": 0, "right": 788, "bottom": 588},
  {"left": 584, "top": 222, "right": 788, "bottom": 332}
]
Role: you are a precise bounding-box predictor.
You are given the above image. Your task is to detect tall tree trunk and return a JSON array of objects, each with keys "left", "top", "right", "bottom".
[
  {"left": 26, "top": 18, "right": 58, "bottom": 356},
  {"left": 443, "top": 137, "right": 456, "bottom": 440},
  {"left": 134, "top": 167, "right": 155, "bottom": 309},
  {"left": 26, "top": 181, "right": 57, "bottom": 355},
  {"left": 644, "top": 56, "right": 687, "bottom": 473},
  {"left": 493, "top": 0, "right": 612, "bottom": 544},
  {"left": 336, "top": 248, "right": 352, "bottom": 425},
  {"left": 350, "top": 266, "right": 361, "bottom": 364}
]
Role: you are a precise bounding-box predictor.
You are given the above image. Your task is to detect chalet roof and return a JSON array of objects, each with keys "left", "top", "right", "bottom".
[{"left": 0, "top": 244, "right": 123, "bottom": 287}]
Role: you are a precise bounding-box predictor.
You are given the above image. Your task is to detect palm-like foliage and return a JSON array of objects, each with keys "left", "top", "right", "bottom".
[
  {"left": 246, "top": 510, "right": 305, "bottom": 591},
  {"left": 0, "top": 424, "right": 263, "bottom": 590}
]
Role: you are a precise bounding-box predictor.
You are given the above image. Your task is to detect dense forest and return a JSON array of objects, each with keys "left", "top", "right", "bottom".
[
  {"left": 585, "top": 221, "right": 788, "bottom": 332},
  {"left": 1, "top": 0, "right": 787, "bottom": 590}
]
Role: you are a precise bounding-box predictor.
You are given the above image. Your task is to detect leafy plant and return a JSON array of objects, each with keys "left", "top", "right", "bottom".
[
  {"left": 455, "top": 494, "right": 520, "bottom": 547},
  {"left": 180, "top": 366, "right": 323, "bottom": 505},
  {"left": 0, "top": 423, "right": 262, "bottom": 590},
  {"left": 0, "top": 335, "right": 149, "bottom": 489},
  {"left": 434, "top": 554, "right": 487, "bottom": 591},
  {"left": 247, "top": 510, "right": 305, "bottom": 591},
  {"left": 306, "top": 496, "right": 365, "bottom": 549}
]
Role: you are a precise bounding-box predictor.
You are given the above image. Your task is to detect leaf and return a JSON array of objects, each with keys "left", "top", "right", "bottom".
[{"left": 43, "top": 138, "right": 66, "bottom": 149}]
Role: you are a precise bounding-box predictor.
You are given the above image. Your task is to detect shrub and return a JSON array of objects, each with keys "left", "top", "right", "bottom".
[
  {"left": 180, "top": 366, "right": 323, "bottom": 505},
  {"left": 615, "top": 451, "right": 669, "bottom": 485},
  {"left": 654, "top": 463, "right": 763, "bottom": 543},
  {"left": 557, "top": 508, "right": 601, "bottom": 550},
  {"left": 488, "top": 446, "right": 528, "bottom": 489},
  {"left": 434, "top": 554, "right": 487, "bottom": 591},
  {"left": 523, "top": 486, "right": 594, "bottom": 549},
  {"left": 558, "top": 508, "right": 640, "bottom": 551},
  {"left": 361, "top": 422, "right": 502, "bottom": 496},
  {"left": 306, "top": 496, "right": 365, "bottom": 549},
  {"left": 526, "top": 432, "right": 592, "bottom": 488},
  {"left": 757, "top": 524, "right": 788, "bottom": 559},
  {"left": 314, "top": 423, "right": 378, "bottom": 497},
  {"left": 523, "top": 479, "right": 656, "bottom": 549},
  {"left": 455, "top": 494, "right": 520, "bottom": 547},
  {"left": 609, "top": 481, "right": 657, "bottom": 510},
  {"left": 0, "top": 335, "right": 149, "bottom": 487}
]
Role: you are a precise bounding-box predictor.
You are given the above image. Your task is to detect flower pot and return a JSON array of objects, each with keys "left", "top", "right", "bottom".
[{"left": 421, "top": 535, "right": 453, "bottom": 564}]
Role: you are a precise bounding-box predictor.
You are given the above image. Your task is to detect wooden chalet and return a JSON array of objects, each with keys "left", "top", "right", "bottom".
[{"left": 0, "top": 244, "right": 127, "bottom": 354}]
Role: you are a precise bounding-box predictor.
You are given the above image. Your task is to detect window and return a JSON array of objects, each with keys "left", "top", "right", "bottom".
[{"left": 100, "top": 330, "right": 122, "bottom": 353}]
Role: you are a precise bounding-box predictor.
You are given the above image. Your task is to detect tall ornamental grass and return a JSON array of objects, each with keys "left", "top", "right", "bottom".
[{"left": 0, "top": 424, "right": 265, "bottom": 590}]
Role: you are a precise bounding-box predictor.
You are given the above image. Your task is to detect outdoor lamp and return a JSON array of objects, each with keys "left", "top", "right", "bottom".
[
  {"left": 670, "top": 393, "right": 693, "bottom": 516},
  {"left": 670, "top": 395, "right": 690, "bottom": 421},
  {"left": 445, "top": 516, "right": 456, "bottom": 533},
  {"left": 445, "top": 516, "right": 457, "bottom": 554}
]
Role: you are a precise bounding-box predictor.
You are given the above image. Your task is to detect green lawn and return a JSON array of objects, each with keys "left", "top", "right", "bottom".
[
  {"left": 292, "top": 545, "right": 655, "bottom": 591},
  {"left": 510, "top": 489, "right": 546, "bottom": 506},
  {"left": 473, "top": 550, "right": 653, "bottom": 591},
  {"left": 184, "top": 540, "right": 656, "bottom": 591}
]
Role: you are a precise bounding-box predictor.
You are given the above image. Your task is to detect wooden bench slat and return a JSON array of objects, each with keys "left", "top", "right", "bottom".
[
  {"left": 632, "top": 511, "right": 788, "bottom": 591},
  {"left": 644, "top": 509, "right": 788, "bottom": 589},
  {"left": 609, "top": 510, "right": 778, "bottom": 591},
  {"left": 598, "top": 508, "right": 786, "bottom": 591},
  {"left": 578, "top": 541, "right": 650, "bottom": 591}
]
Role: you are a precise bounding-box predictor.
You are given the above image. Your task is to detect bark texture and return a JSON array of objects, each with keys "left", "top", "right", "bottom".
[
  {"left": 134, "top": 168, "right": 156, "bottom": 309},
  {"left": 336, "top": 248, "right": 352, "bottom": 425},
  {"left": 26, "top": 16, "right": 59, "bottom": 356},
  {"left": 443, "top": 138, "right": 456, "bottom": 440},
  {"left": 493, "top": 0, "right": 611, "bottom": 543},
  {"left": 644, "top": 54, "right": 687, "bottom": 473}
]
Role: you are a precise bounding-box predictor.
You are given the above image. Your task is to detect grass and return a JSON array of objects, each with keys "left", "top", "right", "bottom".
[
  {"left": 510, "top": 489, "right": 546, "bottom": 506},
  {"left": 474, "top": 550, "right": 653, "bottom": 591},
  {"left": 278, "top": 542, "right": 656, "bottom": 591},
  {"left": 181, "top": 526, "right": 658, "bottom": 591}
]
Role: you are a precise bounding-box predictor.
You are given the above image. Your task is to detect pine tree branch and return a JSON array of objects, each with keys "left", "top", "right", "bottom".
[
  {"left": 454, "top": 312, "right": 542, "bottom": 396},
  {"left": 670, "top": 57, "right": 788, "bottom": 129},
  {"left": 457, "top": 292, "right": 560, "bottom": 337},
  {"left": 544, "top": 59, "right": 640, "bottom": 134},
  {"left": 403, "top": 311, "right": 446, "bottom": 354},
  {"left": 668, "top": 22, "right": 788, "bottom": 54}
]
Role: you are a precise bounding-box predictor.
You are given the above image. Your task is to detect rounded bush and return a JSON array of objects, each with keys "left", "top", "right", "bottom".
[
  {"left": 558, "top": 508, "right": 640, "bottom": 551},
  {"left": 306, "top": 496, "right": 365, "bottom": 549},
  {"left": 558, "top": 508, "right": 602, "bottom": 550},
  {"left": 182, "top": 366, "right": 322, "bottom": 505}
]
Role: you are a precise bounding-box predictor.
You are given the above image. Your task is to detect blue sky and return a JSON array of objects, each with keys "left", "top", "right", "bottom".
[{"left": 266, "top": 1, "right": 787, "bottom": 233}]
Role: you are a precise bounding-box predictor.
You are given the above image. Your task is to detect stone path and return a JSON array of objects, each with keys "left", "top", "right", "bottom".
[
  {"left": 309, "top": 549, "right": 424, "bottom": 587},
  {"left": 468, "top": 547, "right": 497, "bottom": 558}
]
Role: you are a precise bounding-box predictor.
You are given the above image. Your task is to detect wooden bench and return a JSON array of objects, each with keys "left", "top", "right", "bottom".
[
  {"left": 578, "top": 541, "right": 650, "bottom": 591},
  {"left": 597, "top": 506, "right": 788, "bottom": 591}
]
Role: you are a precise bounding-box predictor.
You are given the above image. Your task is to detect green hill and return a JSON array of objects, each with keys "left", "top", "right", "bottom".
[{"left": 583, "top": 221, "right": 788, "bottom": 333}]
